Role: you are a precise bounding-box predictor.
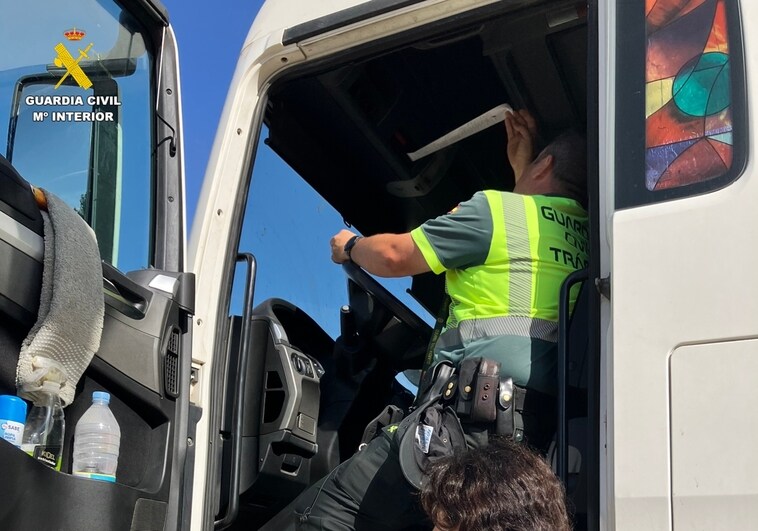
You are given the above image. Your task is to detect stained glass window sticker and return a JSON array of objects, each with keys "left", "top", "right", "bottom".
[{"left": 645, "top": 0, "right": 733, "bottom": 192}]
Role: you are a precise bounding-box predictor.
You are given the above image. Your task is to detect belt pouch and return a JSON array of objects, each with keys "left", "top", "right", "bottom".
[
  {"left": 454, "top": 357, "right": 481, "bottom": 418},
  {"left": 496, "top": 377, "right": 515, "bottom": 437},
  {"left": 470, "top": 358, "right": 500, "bottom": 423}
]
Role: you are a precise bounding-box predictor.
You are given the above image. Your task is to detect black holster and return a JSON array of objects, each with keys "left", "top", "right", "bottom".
[
  {"left": 414, "top": 360, "right": 456, "bottom": 407},
  {"left": 453, "top": 357, "right": 527, "bottom": 442},
  {"left": 359, "top": 361, "right": 456, "bottom": 450},
  {"left": 495, "top": 376, "right": 527, "bottom": 442},
  {"left": 359, "top": 358, "right": 526, "bottom": 451}
]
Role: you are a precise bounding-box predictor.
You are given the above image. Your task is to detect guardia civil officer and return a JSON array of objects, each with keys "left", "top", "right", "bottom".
[{"left": 266, "top": 110, "right": 588, "bottom": 531}]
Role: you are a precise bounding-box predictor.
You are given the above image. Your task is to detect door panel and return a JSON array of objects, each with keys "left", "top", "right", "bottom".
[
  {"left": 670, "top": 340, "right": 758, "bottom": 530},
  {"left": 0, "top": 0, "right": 193, "bottom": 518},
  {"left": 609, "top": 0, "right": 753, "bottom": 528},
  {"left": 0, "top": 260, "right": 195, "bottom": 530}
]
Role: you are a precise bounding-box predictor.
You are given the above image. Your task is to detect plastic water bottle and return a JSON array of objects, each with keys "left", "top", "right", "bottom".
[
  {"left": 0, "top": 395, "right": 27, "bottom": 447},
  {"left": 72, "top": 391, "right": 121, "bottom": 482},
  {"left": 21, "top": 381, "right": 65, "bottom": 470}
]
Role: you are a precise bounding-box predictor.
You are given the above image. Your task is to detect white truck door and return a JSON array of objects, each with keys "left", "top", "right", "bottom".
[
  {"left": 607, "top": 1, "right": 756, "bottom": 529},
  {"left": 188, "top": 1, "right": 511, "bottom": 528},
  {"left": 0, "top": 1, "right": 195, "bottom": 529}
]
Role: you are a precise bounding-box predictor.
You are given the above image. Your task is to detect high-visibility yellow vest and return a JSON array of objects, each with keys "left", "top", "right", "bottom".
[{"left": 412, "top": 190, "right": 588, "bottom": 344}]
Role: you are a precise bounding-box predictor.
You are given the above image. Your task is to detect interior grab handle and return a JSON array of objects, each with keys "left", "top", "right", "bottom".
[
  {"left": 556, "top": 268, "right": 587, "bottom": 486},
  {"left": 215, "top": 253, "right": 257, "bottom": 530}
]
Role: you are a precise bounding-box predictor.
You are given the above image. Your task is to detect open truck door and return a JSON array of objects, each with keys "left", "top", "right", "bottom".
[
  {"left": 192, "top": 0, "right": 758, "bottom": 529},
  {"left": 190, "top": 0, "right": 601, "bottom": 529},
  {"left": 0, "top": 1, "right": 196, "bottom": 529},
  {"left": 604, "top": 0, "right": 756, "bottom": 529}
]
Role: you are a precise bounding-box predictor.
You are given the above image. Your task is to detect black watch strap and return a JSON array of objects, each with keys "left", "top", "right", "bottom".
[{"left": 344, "top": 235, "right": 363, "bottom": 261}]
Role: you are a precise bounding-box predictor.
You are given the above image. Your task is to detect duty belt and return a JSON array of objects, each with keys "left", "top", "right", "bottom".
[{"left": 416, "top": 357, "right": 527, "bottom": 442}]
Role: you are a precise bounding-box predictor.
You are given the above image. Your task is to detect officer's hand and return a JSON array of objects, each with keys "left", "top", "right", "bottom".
[
  {"left": 331, "top": 229, "right": 357, "bottom": 264},
  {"left": 504, "top": 109, "right": 537, "bottom": 181}
]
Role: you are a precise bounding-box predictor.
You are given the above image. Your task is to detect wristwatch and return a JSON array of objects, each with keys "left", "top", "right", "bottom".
[{"left": 344, "top": 235, "right": 363, "bottom": 262}]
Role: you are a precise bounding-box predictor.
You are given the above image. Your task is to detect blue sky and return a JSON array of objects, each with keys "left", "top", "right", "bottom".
[
  {"left": 0, "top": 0, "right": 419, "bottom": 338},
  {"left": 163, "top": 0, "right": 353, "bottom": 336},
  {"left": 162, "top": 0, "right": 262, "bottom": 225},
  {"left": 163, "top": 0, "right": 430, "bottom": 338}
]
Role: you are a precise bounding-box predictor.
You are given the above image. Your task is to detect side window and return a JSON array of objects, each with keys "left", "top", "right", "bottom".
[
  {"left": 0, "top": 0, "right": 154, "bottom": 271},
  {"left": 615, "top": 0, "right": 746, "bottom": 208},
  {"left": 230, "top": 126, "right": 430, "bottom": 338},
  {"left": 231, "top": 127, "right": 350, "bottom": 336}
]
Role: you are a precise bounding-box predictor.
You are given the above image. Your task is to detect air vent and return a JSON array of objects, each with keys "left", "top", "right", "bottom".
[{"left": 164, "top": 329, "right": 180, "bottom": 398}]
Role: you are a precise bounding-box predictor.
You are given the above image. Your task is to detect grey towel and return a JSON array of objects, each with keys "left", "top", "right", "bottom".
[{"left": 16, "top": 190, "right": 104, "bottom": 406}]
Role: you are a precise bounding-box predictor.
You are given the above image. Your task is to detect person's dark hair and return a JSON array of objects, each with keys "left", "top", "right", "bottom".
[
  {"left": 539, "top": 130, "right": 587, "bottom": 207},
  {"left": 420, "top": 437, "right": 571, "bottom": 531}
]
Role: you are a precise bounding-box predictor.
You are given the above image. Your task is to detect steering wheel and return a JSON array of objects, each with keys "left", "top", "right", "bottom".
[{"left": 341, "top": 262, "right": 431, "bottom": 334}]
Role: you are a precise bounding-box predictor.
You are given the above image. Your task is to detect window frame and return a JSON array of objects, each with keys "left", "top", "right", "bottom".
[{"left": 614, "top": 0, "right": 748, "bottom": 210}]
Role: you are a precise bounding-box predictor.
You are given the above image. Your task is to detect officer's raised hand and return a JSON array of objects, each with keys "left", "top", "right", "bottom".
[{"left": 504, "top": 109, "right": 538, "bottom": 181}]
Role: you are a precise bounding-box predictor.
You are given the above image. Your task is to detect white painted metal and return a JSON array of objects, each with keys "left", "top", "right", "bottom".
[
  {"left": 597, "top": 0, "right": 615, "bottom": 527},
  {"left": 187, "top": 1, "right": 502, "bottom": 528},
  {"left": 609, "top": 1, "right": 757, "bottom": 528},
  {"left": 188, "top": 0, "right": 757, "bottom": 527},
  {"left": 670, "top": 340, "right": 758, "bottom": 530}
]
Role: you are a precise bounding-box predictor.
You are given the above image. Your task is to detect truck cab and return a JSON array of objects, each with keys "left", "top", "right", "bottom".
[{"left": 1, "top": 0, "right": 756, "bottom": 530}]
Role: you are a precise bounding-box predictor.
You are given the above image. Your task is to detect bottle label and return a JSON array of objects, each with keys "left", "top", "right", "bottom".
[
  {"left": 73, "top": 471, "right": 116, "bottom": 482},
  {"left": 0, "top": 420, "right": 24, "bottom": 447},
  {"left": 25, "top": 445, "right": 62, "bottom": 471}
]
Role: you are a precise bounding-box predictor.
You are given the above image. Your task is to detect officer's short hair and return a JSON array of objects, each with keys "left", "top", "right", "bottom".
[
  {"left": 539, "top": 130, "right": 587, "bottom": 207},
  {"left": 420, "top": 437, "right": 571, "bottom": 531}
]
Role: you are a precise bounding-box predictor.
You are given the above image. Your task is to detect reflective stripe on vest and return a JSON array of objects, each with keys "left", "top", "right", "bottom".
[{"left": 437, "top": 315, "right": 559, "bottom": 350}]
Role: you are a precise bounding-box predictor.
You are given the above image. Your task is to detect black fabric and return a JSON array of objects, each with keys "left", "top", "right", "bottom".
[
  {"left": 0, "top": 325, "right": 22, "bottom": 395},
  {"left": 520, "top": 388, "right": 556, "bottom": 452},
  {"left": 267, "top": 392, "right": 556, "bottom": 531},
  {"left": 397, "top": 402, "right": 466, "bottom": 490},
  {"left": 266, "top": 356, "right": 557, "bottom": 531},
  {"left": 264, "top": 430, "right": 430, "bottom": 531},
  {"left": 359, "top": 404, "right": 404, "bottom": 448}
]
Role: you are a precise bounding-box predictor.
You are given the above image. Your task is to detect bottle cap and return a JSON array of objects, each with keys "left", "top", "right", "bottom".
[
  {"left": 93, "top": 391, "right": 111, "bottom": 404},
  {"left": 0, "top": 395, "right": 27, "bottom": 424}
]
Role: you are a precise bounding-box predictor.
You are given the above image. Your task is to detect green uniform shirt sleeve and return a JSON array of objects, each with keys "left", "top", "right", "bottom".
[
  {"left": 410, "top": 191, "right": 494, "bottom": 273},
  {"left": 411, "top": 227, "right": 446, "bottom": 274}
]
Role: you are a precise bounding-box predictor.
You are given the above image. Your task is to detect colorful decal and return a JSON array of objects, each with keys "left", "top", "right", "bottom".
[{"left": 645, "top": 0, "right": 732, "bottom": 191}]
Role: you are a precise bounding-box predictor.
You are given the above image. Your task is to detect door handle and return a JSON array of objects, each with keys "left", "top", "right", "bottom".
[{"left": 215, "top": 253, "right": 257, "bottom": 530}]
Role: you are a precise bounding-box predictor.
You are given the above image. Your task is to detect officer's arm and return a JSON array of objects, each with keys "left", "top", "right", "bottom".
[{"left": 330, "top": 229, "right": 431, "bottom": 277}]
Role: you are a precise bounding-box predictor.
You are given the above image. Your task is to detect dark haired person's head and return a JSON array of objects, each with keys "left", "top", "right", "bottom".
[
  {"left": 514, "top": 130, "right": 587, "bottom": 208},
  {"left": 540, "top": 130, "right": 587, "bottom": 207},
  {"left": 420, "top": 438, "right": 571, "bottom": 531}
]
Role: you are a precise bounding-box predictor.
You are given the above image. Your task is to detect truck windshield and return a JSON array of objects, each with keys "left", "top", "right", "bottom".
[
  {"left": 0, "top": 0, "right": 154, "bottom": 271},
  {"left": 232, "top": 126, "right": 431, "bottom": 339}
]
